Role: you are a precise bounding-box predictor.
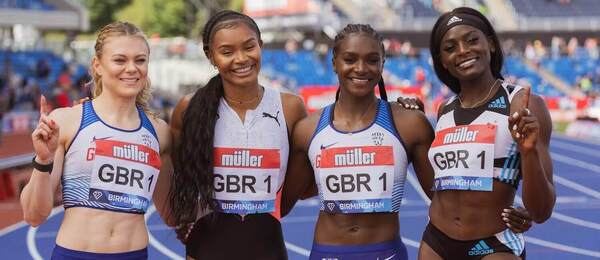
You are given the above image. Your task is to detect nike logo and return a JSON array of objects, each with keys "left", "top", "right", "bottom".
[
  {"left": 262, "top": 111, "right": 280, "bottom": 126},
  {"left": 377, "top": 254, "right": 396, "bottom": 260},
  {"left": 92, "top": 136, "right": 113, "bottom": 142},
  {"left": 320, "top": 142, "right": 337, "bottom": 150}
]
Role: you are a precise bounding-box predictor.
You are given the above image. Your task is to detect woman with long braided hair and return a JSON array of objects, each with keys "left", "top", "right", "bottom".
[{"left": 168, "top": 10, "right": 306, "bottom": 259}]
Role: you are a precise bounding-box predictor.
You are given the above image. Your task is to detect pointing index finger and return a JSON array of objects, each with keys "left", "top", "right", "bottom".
[
  {"left": 522, "top": 87, "right": 530, "bottom": 109},
  {"left": 40, "top": 95, "right": 48, "bottom": 116}
]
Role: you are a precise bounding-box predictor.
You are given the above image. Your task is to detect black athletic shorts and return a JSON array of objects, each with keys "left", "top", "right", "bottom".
[
  {"left": 185, "top": 212, "right": 287, "bottom": 260},
  {"left": 422, "top": 222, "right": 526, "bottom": 259}
]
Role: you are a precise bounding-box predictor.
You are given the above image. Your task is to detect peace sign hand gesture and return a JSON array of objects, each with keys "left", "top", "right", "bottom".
[
  {"left": 508, "top": 87, "right": 539, "bottom": 152},
  {"left": 31, "top": 96, "right": 60, "bottom": 163}
]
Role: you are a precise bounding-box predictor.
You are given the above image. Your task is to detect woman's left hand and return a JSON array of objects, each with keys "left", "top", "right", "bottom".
[
  {"left": 508, "top": 87, "right": 539, "bottom": 152},
  {"left": 502, "top": 206, "right": 533, "bottom": 233}
]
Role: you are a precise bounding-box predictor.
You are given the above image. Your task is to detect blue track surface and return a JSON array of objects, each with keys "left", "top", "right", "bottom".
[{"left": 1, "top": 134, "right": 599, "bottom": 259}]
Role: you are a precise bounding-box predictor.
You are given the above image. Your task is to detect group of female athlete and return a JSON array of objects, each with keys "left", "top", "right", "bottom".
[{"left": 21, "top": 6, "right": 554, "bottom": 260}]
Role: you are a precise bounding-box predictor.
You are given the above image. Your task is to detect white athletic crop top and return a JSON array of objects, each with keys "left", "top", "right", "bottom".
[
  {"left": 429, "top": 82, "right": 523, "bottom": 191},
  {"left": 212, "top": 87, "right": 289, "bottom": 219},
  {"left": 62, "top": 101, "right": 161, "bottom": 214},
  {"left": 308, "top": 99, "right": 409, "bottom": 214}
]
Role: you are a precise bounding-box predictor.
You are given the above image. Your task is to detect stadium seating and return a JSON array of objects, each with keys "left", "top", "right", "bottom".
[
  {"left": 510, "top": 0, "right": 600, "bottom": 17},
  {"left": 0, "top": 0, "right": 54, "bottom": 10}
]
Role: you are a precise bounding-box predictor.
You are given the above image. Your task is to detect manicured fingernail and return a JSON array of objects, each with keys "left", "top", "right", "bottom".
[
  {"left": 502, "top": 213, "right": 508, "bottom": 217},
  {"left": 503, "top": 217, "right": 509, "bottom": 222},
  {"left": 404, "top": 104, "right": 409, "bottom": 108},
  {"left": 507, "top": 223, "right": 512, "bottom": 227},
  {"left": 512, "top": 124, "right": 517, "bottom": 131},
  {"left": 51, "top": 120, "right": 56, "bottom": 125},
  {"left": 503, "top": 209, "right": 510, "bottom": 212},
  {"left": 516, "top": 133, "right": 520, "bottom": 138},
  {"left": 513, "top": 112, "right": 519, "bottom": 118}
]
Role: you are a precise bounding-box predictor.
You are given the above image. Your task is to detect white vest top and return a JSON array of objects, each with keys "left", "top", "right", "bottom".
[
  {"left": 308, "top": 99, "right": 408, "bottom": 214},
  {"left": 62, "top": 101, "right": 161, "bottom": 214},
  {"left": 212, "top": 87, "right": 289, "bottom": 217},
  {"left": 430, "top": 82, "right": 523, "bottom": 191}
]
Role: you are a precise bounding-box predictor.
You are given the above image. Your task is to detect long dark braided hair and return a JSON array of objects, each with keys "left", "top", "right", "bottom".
[
  {"left": 168, "top": 10, "right": 262, "bottom": 226},
  {"left": 332, "top": 24, "right": 388, "bottom": 101}
]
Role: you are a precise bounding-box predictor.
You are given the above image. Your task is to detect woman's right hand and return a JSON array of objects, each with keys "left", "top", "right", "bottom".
[
  {"left": 31, "top": 96, "right": 60, "bottom": 163},
  {"left": 175, "top": 222, "right": 195, "bottom": 243},
  {"left": 396, "top": 96, "right": 424, "bottom": 112}
]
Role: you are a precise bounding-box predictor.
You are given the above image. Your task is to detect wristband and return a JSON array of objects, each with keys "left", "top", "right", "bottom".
[{"left": 32, "top": 156, "right": 53, "bottom": 173}]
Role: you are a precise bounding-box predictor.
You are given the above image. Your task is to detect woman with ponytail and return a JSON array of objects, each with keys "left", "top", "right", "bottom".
[
  {"left": 281, "top": 23, "right": 436, "bottom": 260},
  {"left": 168, "top": 10, "right": 306, "bottom": 259},
  {"left": 21, "top": 21, "right": 173, "bottom": 259}
]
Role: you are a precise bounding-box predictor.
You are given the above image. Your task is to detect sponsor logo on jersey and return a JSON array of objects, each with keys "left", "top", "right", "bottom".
[
  {"left": 488, "top": 96, "right": 507, "bottom": 109},
  {"left": 214, "top": 148, "right": 280, "bottom": 169},
  {"left": 468, "top": 240, "right": 494, "bottom": 256}
]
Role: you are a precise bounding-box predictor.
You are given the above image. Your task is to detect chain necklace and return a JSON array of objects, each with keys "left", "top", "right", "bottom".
[
  {"left": 224, "top": 87, "right": 262, "bottom": 106},
  {"left": 335, "top": 98, "right": 376, "bottom": 135},
  {"left": 458, "top": 79, "right": 500, "bottom": 109}
]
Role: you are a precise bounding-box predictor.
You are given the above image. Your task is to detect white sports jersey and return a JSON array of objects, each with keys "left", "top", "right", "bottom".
[
  {"left": 308, "top": 99, "right": 409, "bottom": 214},
  {"left": 212, "top": 87, "right": 289, "bottom": 218},
  {"left": 429, "top": 82, "right": 523, "bottom": 191},
  {"left": 62, "top": 101, "right": 161, "bottom": 214}
]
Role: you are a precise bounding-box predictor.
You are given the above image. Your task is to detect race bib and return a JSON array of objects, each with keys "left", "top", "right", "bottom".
[
  {"left": 429, "top": 124, "right": 496, "bottom": 191},
  {"left": 213, "top": 147, "right": 280, "bottom": 214},
  {"left": 89, "top": 140, "right": 161, "bottom": 212},
  {"left": 318, "top": 146, "right": 395, "bottom": 213}
]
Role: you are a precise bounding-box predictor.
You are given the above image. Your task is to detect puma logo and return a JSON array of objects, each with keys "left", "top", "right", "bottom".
[{"left": 262, "top": 111, "right": 280, "bottom": 126}]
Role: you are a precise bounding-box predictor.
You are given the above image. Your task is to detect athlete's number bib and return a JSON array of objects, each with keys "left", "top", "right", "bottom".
[
  {"left": 429, "top": 124, "right": 496, "bottom": 191},
  {"left": 213, "top": 147, "right": 280, "bottom": 214},
  {"left": 89, "top": 140, "right": 161, "bottom": 212},
  {"left": 318, "top": 146, "right": 394, "bottom": 213}
]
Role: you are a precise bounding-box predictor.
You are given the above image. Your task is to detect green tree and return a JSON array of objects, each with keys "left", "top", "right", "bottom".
[
  {"left": 116, "top": 0, "right": 186, "bottom": 37},
  {"left": 83, "top": 0, "right": 132, "bottom": 32}
]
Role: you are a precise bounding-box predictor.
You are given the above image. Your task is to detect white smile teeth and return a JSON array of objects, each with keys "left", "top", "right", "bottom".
[
  {"left": 352, "top": 78, "right": 369, "bottom": 83},
  {"left": 459, "top": 58, "right": 477, "bottom": 68},
  {"left": 121, "top": 78, "right": 138, "bottom": 82},
  {"left": 233, "top": 66, "right": 252, "bottom": 73}
]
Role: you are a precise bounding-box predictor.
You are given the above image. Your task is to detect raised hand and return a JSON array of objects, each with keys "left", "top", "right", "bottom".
[
  {"left": 396, "top": 96, "right": 424, "bottom": 112},
  {"left": 508, "top": 87, "right": 539, "bottom": 151},
  {"left": 31, "top": 96, "right": 60, "bottom": 163}
]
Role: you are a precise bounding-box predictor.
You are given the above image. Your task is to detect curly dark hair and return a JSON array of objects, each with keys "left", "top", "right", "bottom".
[
  {"left": 429, "top": 7, "right": 504, "bottom": 94},
  {"left": 168, "top": 10, "right": 262, "bottom": 226},
  {"left": 332, "top": 24, "right": 388, "bottom": 101}
]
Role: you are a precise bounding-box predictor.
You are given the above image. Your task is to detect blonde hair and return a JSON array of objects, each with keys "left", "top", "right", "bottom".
[{"left": 90, "top": 21, "right": 155, "bottom": 116}]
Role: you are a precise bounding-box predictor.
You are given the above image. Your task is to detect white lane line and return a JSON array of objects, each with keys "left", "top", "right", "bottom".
[
  {"left": 401, "top": 237, "right": 421, "bottom": 248},
  {"left": 406, "top": 170, "right": 431, "bottom": 205},
  {"left": 285, "top": 242, "right": 310, "bottom": 256},
  {"left": 525, "top": 236, "right": 600, "bottom": 258},
  {"left": 407, "top": 172, "right": 600, "bottom": 257},
  {"left": 551, "top": 152, "right": 600, "bottom": 174},
  {"left": 551, "top": 140, "right": 600, "bottom": 158},
  {"left": 554, "top": 174, "right": 600, "bottom": 199},
  {"left": 554, "top": 134, "right": 600, "bottom": 146},
  {"left": 26, "top": 226, "right": 42, "bottom": 260},
  {"left": 27, "top": 207, "right": 64, "bottom": 260},
  {"left": 516, "top": 195, "right": 600, "bottom": 230},
  {"left": 145, "top": 205, "right": 184, "bottom": 260},
  {"left": 550, "top": 212, "right": 600, "bottom": 230}
]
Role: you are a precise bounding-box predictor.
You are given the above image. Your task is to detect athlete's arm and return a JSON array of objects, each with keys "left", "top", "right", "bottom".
[
  {"left": 281, "top": 114, "right": 318, "bottom": 217},
  {"left": 390, "top": 103, "right": 435, "bottom": 199},
  {"left": 21, "top": 97, "right": 73, "bottom": 226},
  {"left": 509, "top": 88, "right": 555, "bottom": 223},
  {"left": 152, "top": 118, "right": 175, "bottom": 226}
]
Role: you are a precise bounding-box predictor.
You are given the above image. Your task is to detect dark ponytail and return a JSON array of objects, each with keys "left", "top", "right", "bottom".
[{"left": 168, "top": 10, "right": 261, "bottom": 226}]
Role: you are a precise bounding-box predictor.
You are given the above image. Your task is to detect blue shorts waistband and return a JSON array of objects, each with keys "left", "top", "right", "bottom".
[
  {"left": 52, "top": 244, "right": 148, "bottom": 259},
  {"left": 312, "top": 237, "right": 403, "bottom": 253}
]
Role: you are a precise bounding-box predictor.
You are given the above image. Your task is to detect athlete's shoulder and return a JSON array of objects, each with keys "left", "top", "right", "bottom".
[{"left": 48, "top": 103, "right": 82, "bottom": 126}]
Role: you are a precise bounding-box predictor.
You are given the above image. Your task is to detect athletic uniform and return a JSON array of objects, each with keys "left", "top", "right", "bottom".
[
  {"left": 307, "top": 99, "right": 409, "bottom": 260},
  {"left": 52, "top": 100, "right": 160, "bottom": 259},
  {"left": 424, "top": 82, "right": 526, "bottom": 259},
  {"left": 186, "top": 87, "right": 289, "bottom": 259}
]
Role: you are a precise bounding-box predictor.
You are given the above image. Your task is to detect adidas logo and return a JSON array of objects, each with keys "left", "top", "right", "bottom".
[
  {"left": 488, "top": 96, "right": 507, "bottom": 109},
  {"left": 468, "top": 240, "right": 494, "bottom": 256},
  {"left": 447, "top": 16, "right": 463, "bottom": 26}
]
